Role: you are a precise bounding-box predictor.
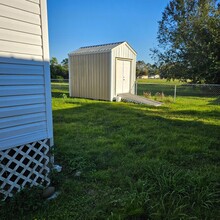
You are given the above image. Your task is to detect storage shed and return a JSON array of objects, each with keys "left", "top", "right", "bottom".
[
  {"left": 0, "top": 0, "right": 53, "bottom": 198},
  {"left": 69, "top": 41, "right": 137, "bottom": 101}
]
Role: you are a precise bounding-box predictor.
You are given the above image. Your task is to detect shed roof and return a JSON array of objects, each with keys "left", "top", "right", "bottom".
[{"left": 69, "top": 41, "right": 136, "bottom": 55}]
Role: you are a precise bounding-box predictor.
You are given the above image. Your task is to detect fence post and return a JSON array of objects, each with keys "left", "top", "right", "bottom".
[{"left": 174, "top": 85, "right": 177, "bottom": 102}]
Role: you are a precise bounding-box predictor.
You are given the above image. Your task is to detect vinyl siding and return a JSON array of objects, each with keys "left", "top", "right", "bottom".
[
  {"left": 0, "top": 62, "right": 47, "bottom": 150},
  {"left": 0, "top": 4, "right": 41, "bottom": 25},
  {"left": 0, "top": 0, "right": 52, "bottom": 150},
  {"left": 0, "top": 0, "right": 42, "bottom": 61},
  {"left": 0, "top": 113, "right": 46, "bottom": 129},
  {"left": 0, "top": 0, "right": 40, "bottom": 14},
  {"left": 0, "top": 29, "right": 42, "bottom": 46},
  {"left": 0, "top": 75, "right": 44, "bottom": 85},
  {"left": 0, "top": 16, "right": 41, "bottom": 35}
]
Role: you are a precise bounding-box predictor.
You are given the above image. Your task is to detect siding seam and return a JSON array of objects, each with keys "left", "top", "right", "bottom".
[
  {"left": 0, "top": 38, "right": 42, "bottom": 47},
  {"left": 0, "top": 3, "right": 40, "bottom": 15},
  {"left": 0, "top": 27, "right": 41, "bottom": 36},
  {"left": 26, "top": 0, "right": 39, "bottom": 5},
  {"left": 0, "top": 15, "right": 41, "bottom": 26}
]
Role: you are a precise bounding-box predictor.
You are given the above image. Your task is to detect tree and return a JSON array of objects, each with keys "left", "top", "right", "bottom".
[
  {"left": 50, "top": 57, "right": 69, "bottom": 79},
  {"left": 147, "top": 63, "right": 160, "bottom": 77},
  {"left": 50, "top": 57, "right": 59, "bottom": 79},
  {"left": 50, "top": 57, "right": 58, "bottom": 66},
  {"left": 136, "top": 60, "right": 148, "bottom": 77},
  {"left": 61, "top": 58, "right": 68, "bottom": 69},
  {"left": 60, "top": 58, "right": 69, "bottom": 79},
  {"left": 153, "top": 0, "right": 220, "bottom": 84}
]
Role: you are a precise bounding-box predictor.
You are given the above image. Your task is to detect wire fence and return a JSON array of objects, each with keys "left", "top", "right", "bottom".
[
  {"left": 51, "top": 79, "right": 220, "bottom": 103},
  {"left": 137, "top": 83, "right": 220, "bottom": 101},
  {"left": 51, "top": 79, "right": 69, "bottom": 97},
  {"left": 51, "top": 79, "right": 69, "bottom": 83}
]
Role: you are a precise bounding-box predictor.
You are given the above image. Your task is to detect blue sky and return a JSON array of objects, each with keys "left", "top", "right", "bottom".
[{"left": 47, "top": 0, "right": 170, "bottom": 64}]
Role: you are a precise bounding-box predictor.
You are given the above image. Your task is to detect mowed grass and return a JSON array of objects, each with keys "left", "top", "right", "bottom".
[
  {"left": 1, "top": 85, "right": 220, "bottom": 219},
  {"left": 137, "top": 78, "right": 183, "bottom": 85},
  {"left": 138, "top": 79, "right": 220, "bottom": 99}
]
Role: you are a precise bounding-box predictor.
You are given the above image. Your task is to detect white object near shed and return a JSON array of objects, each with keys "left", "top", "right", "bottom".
[
  {"left": 0, "top": 0, "right": 53, "bottom": 198},
  {"left": 69, "top": 41, "right": 137, "bottom": 101}
]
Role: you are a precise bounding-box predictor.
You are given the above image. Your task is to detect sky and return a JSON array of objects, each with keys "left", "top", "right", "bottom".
[{"left": 47, "top": 0, "right": 170, "bottom": 64}]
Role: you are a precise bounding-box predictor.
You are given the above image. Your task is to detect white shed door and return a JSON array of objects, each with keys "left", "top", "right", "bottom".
[{"left": 116, "top": 60, "right": 131, "bottom": 94}]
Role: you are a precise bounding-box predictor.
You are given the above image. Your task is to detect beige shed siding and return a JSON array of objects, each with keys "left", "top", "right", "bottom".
[
  {"left": 69, "top": 52, "right": 111, "bottom": 100},
  {"left": 111, "top": 43, "right": 136, "bottom": 99},
  {"left": 0, "top": 0, "right": 53, "bottom": 150}
]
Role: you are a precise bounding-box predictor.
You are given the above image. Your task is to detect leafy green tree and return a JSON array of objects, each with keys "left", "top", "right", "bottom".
[
  {"left": 50, "top": 57, "right": 59, "bottom": 79},
  {"left": 147, "top": 63, "right": 160, "bottom": 77},
  {"left": 153, "top": 0, "right": 220, "bottom": 84},
  {"left": 50, "top": 57, "right": 58, "bottom": 66},
  {"left": 61, "top": 58, "right": 68, "bottom": 68},
  {"left": 136, "top": 60, "right": 148, "bottom": 77},
  {"left": 50, "top": 57, "right": 69, "bottom": 79},
  {"left": 61, "top": 58, "right": 69, "bottom": 79}
]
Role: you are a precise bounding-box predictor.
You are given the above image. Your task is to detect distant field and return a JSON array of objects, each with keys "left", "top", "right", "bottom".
[
  {"left": 1, "top": 84, "right": 219, "bottom": 219},
  {"left": 137, "top": 78, "right": 184, "bottom": 85},
  {"left": 51, "top": 82, "right": 69, "bottom": 97},
  {"left": 51, "top": 81, "right": 220, "bottom": 101}
]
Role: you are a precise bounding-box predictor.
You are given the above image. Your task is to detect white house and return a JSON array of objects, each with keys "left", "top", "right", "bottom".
[{"left": 0, "top": 0, "right": 53, "bottom": 198}]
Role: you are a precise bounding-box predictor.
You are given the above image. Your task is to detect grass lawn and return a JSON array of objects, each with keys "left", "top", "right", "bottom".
[
  {"left": 1, "top": 86, "right": 220, "bottom": 219},
  {"left": 137, "top": 78, "right": 184, "bottom": 85},
  {"left": 137, "top": 79, "right": 219, "bottom": 99}
]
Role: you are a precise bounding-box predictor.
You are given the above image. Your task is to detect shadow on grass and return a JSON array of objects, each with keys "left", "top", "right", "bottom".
[
  {"left": 169, "top": 109, "right": 220, "bottom": 121},
  {"left": 1, "top": 97, "right": 219, "bottom": 220},
  {"left": 52, "top": 91, "right": 69, "bottom": 98}
]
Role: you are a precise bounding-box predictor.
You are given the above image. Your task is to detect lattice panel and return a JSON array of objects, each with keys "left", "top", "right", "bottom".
[{"left": 0, "top": 139, "right": 50, "bottom": 199}]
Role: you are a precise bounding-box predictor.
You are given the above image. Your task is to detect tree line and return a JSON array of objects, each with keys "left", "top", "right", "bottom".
[
  {"left": 136, "top": 61, "right": 160, "bottom": 78},
  {"left": 50, "top": 57, "right": 160, "bottom": 79},
  {"left": 50, "top": 57, "right": 69, "bottom": 79}
]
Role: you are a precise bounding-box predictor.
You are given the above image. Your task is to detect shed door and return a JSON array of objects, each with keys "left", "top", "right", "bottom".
[{"left": 116, "top": 60, "right": 131, "bottom": 94}]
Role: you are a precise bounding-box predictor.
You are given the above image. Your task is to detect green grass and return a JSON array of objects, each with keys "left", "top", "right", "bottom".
[
  {"left": 1, "top": 86, "right": 220, "bottom": 219},
  {"left": 137, "top": 78, "right": 184, "bottom": 85},
  {"left": 138, "top": 79, "right": 219, "bottom": 99}
]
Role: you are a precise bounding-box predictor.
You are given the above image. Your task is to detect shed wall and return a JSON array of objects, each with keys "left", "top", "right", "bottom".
[
  {"left": 69, "top": 52, "right": 111, "bottom": 101},
  {"left": 111, "top": 43, "right": 136, "bottom": 99},
  {"left": 0, "top": 0, "right": 53, "bottom": 150}
]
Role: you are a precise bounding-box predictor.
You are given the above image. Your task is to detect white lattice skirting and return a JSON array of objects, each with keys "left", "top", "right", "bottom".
[{"left": 0, "top": 139, "right": 51, "bottom": 198}]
